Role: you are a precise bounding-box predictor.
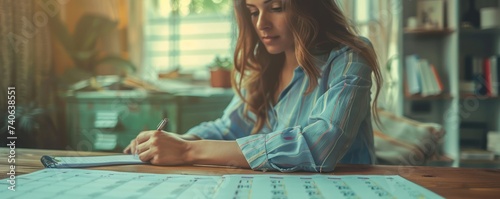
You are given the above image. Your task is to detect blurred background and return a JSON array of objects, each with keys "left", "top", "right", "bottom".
[{"left": 0, "top": 0, "right": 499, "bottom": 169}]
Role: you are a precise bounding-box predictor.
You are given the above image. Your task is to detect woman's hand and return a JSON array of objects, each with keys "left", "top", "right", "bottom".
[
  {"left": 123, "top": 133, "right": 201, "bottom": 154},
  {"left": 123, "top": 131, "right": 249, "bottom": 168},
  {"left": 123, "top": 131, "right": 192, "bottom": 165}
]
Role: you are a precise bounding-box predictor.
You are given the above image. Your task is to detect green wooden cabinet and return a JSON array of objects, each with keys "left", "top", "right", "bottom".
[{"left": 64, "top": 89, "right": 233, "bottom": 152}]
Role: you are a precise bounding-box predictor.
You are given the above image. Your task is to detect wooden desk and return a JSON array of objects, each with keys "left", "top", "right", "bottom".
[{"left": 1, "top": 148, "right": 499, "bottom": 198}]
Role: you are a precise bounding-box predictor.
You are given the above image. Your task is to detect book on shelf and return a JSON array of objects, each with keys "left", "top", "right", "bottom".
[
  {"left": 487, "top": 132, "right": 500, "bottom": 156},
  {"left": 460, "top": 149, "right": 495, "bottom": 160},
  {"left": 418, "top": 59, "right": 433, "bottom": 96},
  {"left": 487, "top": 56, "right": 499, "bottom": 96},
  {"left": 459, "top": 81, "right": 475, "bottom": 94},
  {"left": 405, "top": 54, "right": 444, "bottom": 97},
  {"left": 484, "top": 58, "right": 492, "bottom": 96},
  {"left": 430, "top": 64, "right": 444, "bottom": 92},
  {"left": 405, "top": 55, "right": 422, "bottom": 95},
  {"left": 462, "top": 55, "right": 500, "bottom": 97}
]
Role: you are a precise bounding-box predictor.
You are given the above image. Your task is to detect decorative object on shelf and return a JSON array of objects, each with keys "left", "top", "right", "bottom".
[
  {"left": 417, "top": 0, "right": 445, "bottom": 29},
  {"left": 207, "top": 56, "right": 233, "bottom": 88},
  {"left": 487, "top": 132, "right": 500, "bottom": 156},
  {"left": 461, "top": 0, "right": 480, "bottom": 29},
  {"left": 480, "top": 7, "right": 500, "bottom": 29},
  {"left": 407, "top": 16, "right": 419, "bottom": 29}
]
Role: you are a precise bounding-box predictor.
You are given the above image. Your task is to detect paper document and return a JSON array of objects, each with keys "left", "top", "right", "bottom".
[
  {"left": 0, "top": 169, "right": 444, "bottom": 199},
  {"left": 40, "top": 155, "right": 145, "bottom": 168},
  {"left": 216, "top": 174, "right": 444, "bottom": 199}
]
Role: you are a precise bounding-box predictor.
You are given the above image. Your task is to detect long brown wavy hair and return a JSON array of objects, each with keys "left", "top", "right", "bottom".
[{"left": 232, "top": 0, "right": 382, "bottom": 134}]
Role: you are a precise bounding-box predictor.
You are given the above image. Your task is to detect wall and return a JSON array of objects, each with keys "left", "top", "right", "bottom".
[{"left": 52, "top": 0, "right": 129, "bottom": 76}]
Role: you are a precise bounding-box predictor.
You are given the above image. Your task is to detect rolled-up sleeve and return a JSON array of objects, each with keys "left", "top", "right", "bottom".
[{"left": 236, "top": 50, "right": 373, "bottom": 172}]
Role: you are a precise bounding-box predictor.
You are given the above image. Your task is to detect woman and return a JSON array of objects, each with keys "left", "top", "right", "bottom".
[{"left": 124, "top": 0, "right": 382, "bottom": 172}]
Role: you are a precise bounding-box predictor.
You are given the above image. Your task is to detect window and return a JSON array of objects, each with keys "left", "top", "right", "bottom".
[
  {"left": 353, "top": 0, "right": 373, "bottom": 35},
  {"left": 340, "top": 0, "right": 376, "bottom": 36},
  {"left": 144, "top": 0, "right": 234, "bottom": 73},
  {"left": 349, "top": 0, "right": 401, "bottom": 111},
  {"left": 143, "top": 0, "right": 395, "bottom": 75}
]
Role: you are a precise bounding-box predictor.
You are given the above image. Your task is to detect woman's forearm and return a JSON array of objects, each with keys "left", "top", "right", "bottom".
[{"left": 186, "top": 140, "right": 250, "bottom": 169}]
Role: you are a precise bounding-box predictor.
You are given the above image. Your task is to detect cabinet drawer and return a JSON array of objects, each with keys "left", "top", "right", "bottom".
[{"left": 67, "top": 99, "right": 171, "bottom": 151}]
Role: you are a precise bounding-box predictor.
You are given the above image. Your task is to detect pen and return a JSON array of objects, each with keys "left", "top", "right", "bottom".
[
  {"left": 135, "top": 118, "right": 168, "bottom": 156},
  {"left": 156, "top": 118, "right": 169, "bottom": 131}
]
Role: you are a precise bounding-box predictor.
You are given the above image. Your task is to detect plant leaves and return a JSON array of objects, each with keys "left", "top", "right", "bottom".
[
  {"left": 72, "top": 50, "right": 97, "bottom": 61},
  {"left": 207, "top": 55, "right": 233, "bottom": 70}
]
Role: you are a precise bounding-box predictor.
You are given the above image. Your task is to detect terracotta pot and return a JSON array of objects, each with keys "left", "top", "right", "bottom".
[{"left": 210, "top": 69, "right": 231, "bottom": 88}]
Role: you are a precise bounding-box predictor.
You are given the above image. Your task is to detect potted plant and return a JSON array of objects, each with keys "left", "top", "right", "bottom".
[
  {"left": 1, "top": 103, "right": 61, "bottom": 149},
  {"left": 50, "top": 13, "right": 136, "bottom": 90},
  {"left": 207, "top": 56, "right": 232, "bottom": 88}
]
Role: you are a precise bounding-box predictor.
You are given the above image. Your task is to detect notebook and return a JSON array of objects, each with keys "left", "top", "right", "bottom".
[{"left": 40, "top": 155, "right": 145, "bottom": 168}]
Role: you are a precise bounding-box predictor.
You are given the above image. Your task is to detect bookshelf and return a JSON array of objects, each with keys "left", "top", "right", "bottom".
[
  {"left": 398, "top": 0, "right": 500, "bottom": 168},
  {"left": 405, "top": 93, "right": 453, "bottom": 101},
  {"left": 403, "top": 28, "right": 455, "bottom": 36}
]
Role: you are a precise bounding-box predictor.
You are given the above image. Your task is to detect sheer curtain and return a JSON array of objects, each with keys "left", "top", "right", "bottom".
[
  {"left": 338, "top": 0, "right": 401, "bottom": 112},
  {"left": 0, "top": 0, "right": 61, "bottom": 148},
  {"left": 127, "top": 0, "right": 147, "bottom": 78}
]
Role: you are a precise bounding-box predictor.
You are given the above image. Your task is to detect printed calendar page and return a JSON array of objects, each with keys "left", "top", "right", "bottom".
[{"left": 0, "top": 169, "right": 443, "bottom": 199}]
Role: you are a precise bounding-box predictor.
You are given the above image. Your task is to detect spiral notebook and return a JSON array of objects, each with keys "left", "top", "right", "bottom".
[{"left": 40, "top": 155, "right": 145, "bottom": 168}]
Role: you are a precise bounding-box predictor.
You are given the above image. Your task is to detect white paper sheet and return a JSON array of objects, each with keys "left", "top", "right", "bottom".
[
  {"left": 41, "top": 155, "right": 145, "bottom": 168},
  {"left": 0, "top": 169, "right": 444, "bottom": 199}
]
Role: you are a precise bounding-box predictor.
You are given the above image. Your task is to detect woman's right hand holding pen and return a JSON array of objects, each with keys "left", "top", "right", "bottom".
[
  {"left": 123, "top": 132, "right": 201, "bottom": 155},
  {"left": 126, "top": 130, "right": 192, "bottom": 165},
  {"left": 123, "top": 130, "right": 249, "bottom": 168},
  {"left": 123, "top": 118, "right": 248, "bottom": 167}
]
